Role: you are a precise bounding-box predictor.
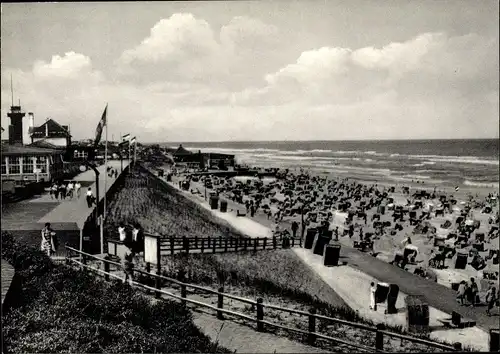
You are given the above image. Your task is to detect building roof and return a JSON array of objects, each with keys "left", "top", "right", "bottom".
[
  {"left": 1, "top": 144, "right": 61, "bottom": 156},
  {"left": 29, "top": 139, "right": 65, "bottom": 150},
  {"left": 173, "top": 144, "right": 192, "bottom": 156},
  {"left": 31, "top": 118, "right": 71, "bottom": 139}
]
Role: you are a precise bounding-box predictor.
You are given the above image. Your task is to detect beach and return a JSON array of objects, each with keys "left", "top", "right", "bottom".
[{"left": 165, "top": 151, "right": 500, "bottom": 301}]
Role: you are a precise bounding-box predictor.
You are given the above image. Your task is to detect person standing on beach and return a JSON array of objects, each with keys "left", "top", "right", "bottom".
[
  {"left": 469, "top": 278, "right": 479, "bottom": 307},
  {"left": 291, "top": 221, "right": 299, "bottom": 238},
  {"left": 485, "top": 286, "right": 497, "bottom": 316},
  {"left": 456, "top": 280, "right": 467, "bottom": 305},
  {"left": 370, "top": 282, "right": 377, "bottom": 311}
]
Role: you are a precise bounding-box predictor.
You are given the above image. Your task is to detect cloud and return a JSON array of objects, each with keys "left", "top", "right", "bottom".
[{"left": 1, "top": 14, "right": 498, "bottom": 142}]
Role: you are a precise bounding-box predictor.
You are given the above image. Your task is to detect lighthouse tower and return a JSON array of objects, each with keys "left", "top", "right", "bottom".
[
  {"left": 7, "top": 103, "right": 26, "bottom": 145},
  {"left": 7, "top": 76, "right": 26, "bottom": 145}
]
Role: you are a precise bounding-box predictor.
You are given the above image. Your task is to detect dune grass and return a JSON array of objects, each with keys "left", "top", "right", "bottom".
[{"left": 104, "top": 165, "right": 246, "bottom": 239}]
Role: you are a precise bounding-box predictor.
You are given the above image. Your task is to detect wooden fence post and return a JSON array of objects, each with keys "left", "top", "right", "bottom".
[
  {"left": 181, "top": 283, "right": 187, "bottom": 307},
  {"left": 217, "top": 286, "right": 224, "bottom": 320},
  {"left": 194, "top": 236, "right": 198, "bottom": 249},
  {"left": 308, "top": 308, "right": 316, "bottom": 345},
  {"left": 235, "top": 237, "right": 239, "bottom": 251},
  {"left": 375, "top": 324, "right": 385, "bottom": 352},
  {"left": 183, "top": 236, "right": 189, "bottom": 254},
  {"left": 273, "top": 236, "right": 277, "bottom": 249},
  {"left": 263, "top": 238, "right": 267, "bottom": 250},
  {"left": 292, "top": 237, "right": 295, "bottom": 247},
  {"left": 244, "top": 238, "right": 248, "bottom": 251},
  {"left": 256, "top": 298, "right": 264, "bottom": 332},
  {"left": 201, "top": 239, "right": 205, "bottom": 253},
  {"left": 146, "top": 262, "right": 151, "bottom": 273},
  {"left": 490, "top": 329, "right": 499, "bottom": 353},
  {"left": 219, "top": 236, "right": 223, "bottom": 249},
  {"left": 213, "top": 238, "right": 216, "bottom": 253},
  {"left": 253, "top": 238, "right": 258, "bottom": 252},
  {"left": 208, "top": 236, "right": 211, "bottom": 249},
  {"left": 224, "top": 238, "right": 228, "bottom": 253},
  {"left": 82, "top": 253, "right": 87, "bottom": 265},
  {"left": 104, "top": 261, "right": 110, "bottom": 281},
  {"left": 155, "top": 239, "right": 162, "bottom": 299},
  {"left": 170, "top": 237, "right": 174, "bottom": 255}
]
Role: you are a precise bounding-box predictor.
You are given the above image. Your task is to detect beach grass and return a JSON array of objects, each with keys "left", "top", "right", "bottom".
[
  {"left": 145, "top": 250, "right": 471, "bottom": 353},
  {"left": 104, "top": 165, "right": 246, "bottom": 239}
]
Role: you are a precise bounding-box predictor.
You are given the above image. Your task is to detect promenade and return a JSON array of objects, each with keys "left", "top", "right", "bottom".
[{"left": 2, "top": 160, "right": 130, "bottom": 256}]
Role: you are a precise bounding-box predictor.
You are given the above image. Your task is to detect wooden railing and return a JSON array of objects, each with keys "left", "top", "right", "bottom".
[
  {"left": 64, "top": 245, "right": 467, "bottom": 353},
  {"left": 107, "top": 235, "right": 302, "bottom": 257},
  {"left": 157, "top": 235, "right": 301, "bottom": 255}
]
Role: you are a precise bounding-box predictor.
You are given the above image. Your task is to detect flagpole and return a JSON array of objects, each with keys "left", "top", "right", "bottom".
[
  {"left": 104, "top": 103, "right": 108, "bottom": 221},
  {"left": 128, "top": 138, "right": 131, "bottom": 166},
  {"left": 134, "top": 138, "right": 137, "bottom": 165}
]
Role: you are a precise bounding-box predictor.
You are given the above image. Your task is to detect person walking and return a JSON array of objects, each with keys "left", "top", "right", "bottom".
[
  {"left": 370, "top": 282, "right": 377, "bottom": 311},
  {"left": 86, "top": 188, "right": 94, "bottom": 208},
  {"left": 41, "top": 223, "right": 57, "bottom": 257},
  {"left": 54, "top": 182, "right": 60, "bottom": 200},
  {"left": 75, "top": 181, "right": 81, "bottom": 198},
  {"left": 59, "top": 182, "right": 67, "bottom": 200},
  {"left": 485, "top": 286, "right": 497, "bottom": 316},
  {"left": 67, "top": 181, "right": 74, "bottom": 199}
]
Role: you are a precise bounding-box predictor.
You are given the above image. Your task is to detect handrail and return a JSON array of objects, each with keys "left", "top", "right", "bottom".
[{"left": 64, "top": 246, "right": 461, "bottom": 353}]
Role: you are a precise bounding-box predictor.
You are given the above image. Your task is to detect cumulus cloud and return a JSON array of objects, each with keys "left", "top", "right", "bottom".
[{"left": 1, "top": 13, "right": 498, "bottom": 142}]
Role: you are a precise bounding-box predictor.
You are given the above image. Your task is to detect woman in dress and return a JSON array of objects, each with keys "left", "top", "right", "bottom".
[{"left": 41, "top": 223, "right": 56, "bottom": 256}]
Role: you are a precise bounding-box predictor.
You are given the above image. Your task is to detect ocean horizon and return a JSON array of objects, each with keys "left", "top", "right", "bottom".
[{"left": 159, "top": 139, "right": 499, "bottom": 189}]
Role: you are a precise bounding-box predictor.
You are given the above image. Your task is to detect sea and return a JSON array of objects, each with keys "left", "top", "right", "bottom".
[{"left": 165, "top": 139, "right": 499, "bottom": 191}]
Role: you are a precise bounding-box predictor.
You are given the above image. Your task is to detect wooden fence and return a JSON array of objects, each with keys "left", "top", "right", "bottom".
[
  {"left": 64, "top": 245, "right": 469, "bottom": 353},
  {"left": 158, "top": 234, "right": 301, "bottom": 255}
]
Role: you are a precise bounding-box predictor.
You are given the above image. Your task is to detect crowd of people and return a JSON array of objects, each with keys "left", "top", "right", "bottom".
[{"left": 49, "top": 180, "right": 82, "bottom": 200}]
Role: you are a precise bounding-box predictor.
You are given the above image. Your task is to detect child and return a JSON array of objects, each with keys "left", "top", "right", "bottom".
[{"left": 123, "top": 245, "right": 135, "bottom": 286}]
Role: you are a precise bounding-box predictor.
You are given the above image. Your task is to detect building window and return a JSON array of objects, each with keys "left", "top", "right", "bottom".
[
  {"left": 8, "top": 156, "right": 21, "bottom": 174},
  {"left": 1, "top": 158, "right": 6, "bottom": 175},
  {"left": 36, "top": 156, "right": 47, "bottom": 173},
  {"left": 22, "top": 156, "right": 35, "bottom": 174}
]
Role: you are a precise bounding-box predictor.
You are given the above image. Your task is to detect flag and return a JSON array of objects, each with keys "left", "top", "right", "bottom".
[
  {"left": 122, "top": 133, "right": 130, "bottom": 142},
  {"left": 130, "top": 136, "right": 136, "bottom": 144},
  {"left": 94, "top": 104, "right": 107, "bottom": 148}
]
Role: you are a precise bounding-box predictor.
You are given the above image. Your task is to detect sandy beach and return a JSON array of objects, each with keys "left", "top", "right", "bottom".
[{"left": 166, "top": 163, "right": 500, "bottom": 302}]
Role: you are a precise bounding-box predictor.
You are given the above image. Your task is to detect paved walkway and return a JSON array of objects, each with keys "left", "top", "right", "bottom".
[
  {"left": 38, "top": 160, "right": 129, "bottom": 228},
  {"left": 193, "top": 312, "right": 330, "bottom": 353}
]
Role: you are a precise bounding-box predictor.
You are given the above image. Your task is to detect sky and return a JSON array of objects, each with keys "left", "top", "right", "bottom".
[{"left": 1, "top": 1, "right": 499, "bottom": 143}]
